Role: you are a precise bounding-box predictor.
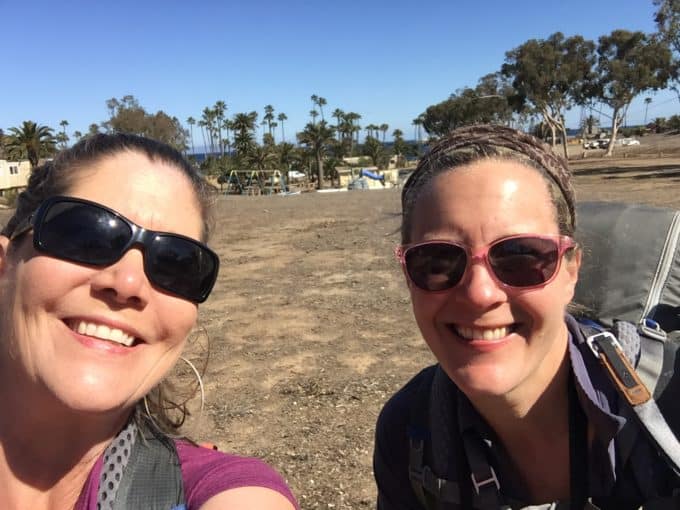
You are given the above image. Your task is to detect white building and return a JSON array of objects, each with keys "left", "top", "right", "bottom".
[{"left": 0, "top": 159, "right": 31, "bottom": 196}]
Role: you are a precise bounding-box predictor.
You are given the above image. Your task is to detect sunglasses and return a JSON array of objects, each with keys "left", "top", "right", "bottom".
[
  {"left": 396, "top": 234, "right": 576, "bottom": 292},
  {"left": 10, "top": 196, "right": 219, "bottom": 303}
]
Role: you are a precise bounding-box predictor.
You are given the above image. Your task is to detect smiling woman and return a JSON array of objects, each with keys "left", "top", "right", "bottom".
[
  {"left": 373, "top": 124, "right": 680, "bottom": 509},
  {"left": 0, "top": 134, "right": 298, "bottom": 510}
]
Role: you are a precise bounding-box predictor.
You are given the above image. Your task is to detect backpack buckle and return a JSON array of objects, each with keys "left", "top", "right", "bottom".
[
  {"left": 639, "top": 318, "right": 667, "bottom": 341},
  {"left": 470, "top": 466, "right": 500, "bottom": 494},
  {"left": 586, "top": 331, "right": 621, "bottom": 358}
]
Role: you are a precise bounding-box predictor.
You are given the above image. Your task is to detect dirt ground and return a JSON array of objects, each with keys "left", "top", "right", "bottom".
[{"left": 1, "top": 143, "right": 680, "bottom": 508}]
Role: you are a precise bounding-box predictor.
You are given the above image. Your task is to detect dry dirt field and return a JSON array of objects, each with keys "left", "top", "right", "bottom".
[{"left": 1, "top": 138, "right": 680, "bottom": 509}]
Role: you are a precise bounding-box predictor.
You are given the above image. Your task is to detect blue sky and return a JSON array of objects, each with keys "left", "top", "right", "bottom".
[{"left": 2, "top": 0, "right": 678, "bottom": 146}]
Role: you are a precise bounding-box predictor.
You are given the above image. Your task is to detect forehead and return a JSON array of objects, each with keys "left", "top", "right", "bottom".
[
  {"left": 65, "top": 151, "right": 203, "bottom": 238},
  {"left": 410, "top": 159, "right": 557, "bottom": 240}
]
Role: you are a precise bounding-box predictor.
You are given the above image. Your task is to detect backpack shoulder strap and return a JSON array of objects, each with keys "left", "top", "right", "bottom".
[
  {"left": 583, "top": 321, "right": 680, "bottom": 477},
  {"left": 111, "top": 425, "right": 186, "bottom": 510}
]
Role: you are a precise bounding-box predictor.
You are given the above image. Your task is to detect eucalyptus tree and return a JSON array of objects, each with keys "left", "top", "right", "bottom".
[
  {"left": 277, "top": 112, "right": 288, "bottom": 142},
  {"left": 655, "top": 0, "right": 680, "bottom": 100},
  {"left": 502, "top": 32, "right": 596, "bottom": 158},
  {"left": 186, "top": 117, "right": 196, "bottom": 155},
  {"left": 297, "top": 120, "right": 335, "bottom": 189},
  {"left": 593, "top": 30, "right": 672, "bottom": 155},
  {"left": 5, "top": 121, "right": 56, "bottom": 168}
]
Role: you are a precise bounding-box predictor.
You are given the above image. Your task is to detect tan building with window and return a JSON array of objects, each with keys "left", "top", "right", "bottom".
[{"left": 0, "top": 159, "right": 31, "bottom": 196}]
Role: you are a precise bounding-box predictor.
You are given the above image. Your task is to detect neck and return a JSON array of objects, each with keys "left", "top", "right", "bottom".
[{"left": 466, "top": 338, "right": 574, "bottom": 502}]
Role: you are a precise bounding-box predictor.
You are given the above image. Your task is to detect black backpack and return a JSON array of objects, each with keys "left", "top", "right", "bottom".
[{"left": 407, "top": 201, "right": 680, "bottom": 510}]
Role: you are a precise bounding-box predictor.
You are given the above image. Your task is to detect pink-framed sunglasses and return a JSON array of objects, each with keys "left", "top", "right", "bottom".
[{"left": 395, "top": 234, "right": 576, "bottom": 292}]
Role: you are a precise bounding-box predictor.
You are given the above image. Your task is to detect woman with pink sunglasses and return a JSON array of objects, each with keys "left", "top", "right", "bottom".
[{"left": 373, "top": 125, "right": 679, "bottom": 509}]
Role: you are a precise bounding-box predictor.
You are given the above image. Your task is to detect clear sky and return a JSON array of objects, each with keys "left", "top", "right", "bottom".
[{"left": 2, "top": 0, "right": 678, "bottom": 145}]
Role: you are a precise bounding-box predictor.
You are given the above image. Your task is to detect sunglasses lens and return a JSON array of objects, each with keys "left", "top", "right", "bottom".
[
  {"left": 147, "top": 236, "right": 218, "bottom": 302},
  {"left": 405, "top": 243, "right": 467, "bottom": 291},
  {"left": 489, "top": 237, "right": 559, "bottom": 287},
  {"left": 38, "top": 201, "right": 130, "bottom": 265}
]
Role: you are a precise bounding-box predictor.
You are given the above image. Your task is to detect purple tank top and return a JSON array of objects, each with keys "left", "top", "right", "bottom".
[{"left": 75, "top": 440, "right": 298, "bottom": 509}]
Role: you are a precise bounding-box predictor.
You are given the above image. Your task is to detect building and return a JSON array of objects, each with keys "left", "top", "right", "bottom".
[{"left": 0, "top": 159, "right": 31, "bottom": 197}]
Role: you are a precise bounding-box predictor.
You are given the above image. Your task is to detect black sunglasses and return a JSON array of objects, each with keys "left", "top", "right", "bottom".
[
  {"left": 396, "top": 234, "right": 576, "bottom": 292},
  {"left": 11, "top": 196, "right": 219, "bottom": 303}
]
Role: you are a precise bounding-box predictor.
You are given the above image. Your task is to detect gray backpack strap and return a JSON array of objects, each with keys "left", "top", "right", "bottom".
[
  {"left": 102, "top": 424, "right": 185, "bottom": 510},
  {"left": 585, "top": 323, "right": 680, "bottom": 476},
  {"left": 636, "top": 320, "right": 667, "bottom": 396}
]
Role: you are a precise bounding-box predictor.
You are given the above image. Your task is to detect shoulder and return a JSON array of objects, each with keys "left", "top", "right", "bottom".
[
  {"left": 376, "top": 365, "right": 438, "bottom": 437},
  {"left": 175, "top": 440, "right": 298, "bottom": 510},
  {"left": 374, "top": 365, "right": 439, "bottom": 507}
]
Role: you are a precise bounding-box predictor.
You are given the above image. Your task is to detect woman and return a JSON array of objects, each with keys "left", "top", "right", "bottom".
[
  {"left": 0, "top": 133, "right": 298, "bottom": 509},
  {"left": 373, "top": 125, "right": 679, "bottom": 509}
]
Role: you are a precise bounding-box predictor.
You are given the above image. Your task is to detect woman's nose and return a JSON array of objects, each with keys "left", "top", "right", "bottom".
[
  {"left": 458, "top": 258, "right": 507, "bottom": 307},
  {"left": 89, "top": 249, "right": 150, "bottom": 307}
]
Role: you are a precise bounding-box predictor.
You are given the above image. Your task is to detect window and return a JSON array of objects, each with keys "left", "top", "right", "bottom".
[{"left": 9, "top": 165, "right": 18, "bottom": 175}]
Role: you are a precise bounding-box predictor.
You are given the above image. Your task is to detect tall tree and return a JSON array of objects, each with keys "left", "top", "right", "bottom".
[
  {"left": 392, "top": 128, "right": 407, "bottom": 166},
  {"left": 277, "top": 112, "right": 288, "bottom": 142},
  {"left": 5, "top": 121, "right": 56, "bottom": 168},
  {"left": 654, "top": 0, "right": 680, "bottom": 100},
  {"left": 297, "top": 120, "right": 335, "bottom": 189},
  {"left": 59, "top": 120, "right": 69, "bottom": 149},
  {"left": 379, "top": 123, "right": 389, "bottom": 143},
  {"left": 502, "top": 32, "right": 596, "bottom": 158},
  {"left": 593, "top": 30, "right": 673, "bottom": 155},
  {"left": 186, "top": 117, "right": 196, "bottom": 155},
  {"left": 263, "top": 104, "right": 275, "bottom": 138},
  {"left": 231, "top": 111, "right": 258, "bottom": 161},
  {"left": 213, "top": 101, "right": 227, "bottom": 155}
]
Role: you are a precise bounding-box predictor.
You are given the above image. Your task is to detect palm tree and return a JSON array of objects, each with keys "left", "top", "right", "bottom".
[
  {"left": 58, "top": 120, "right": 69, "bottom": 149},
  {"left": 277, "top": 112, "right": 288, "bottom": 142},
  {"left": 644, "top": 97, "right": 653, "bottom": 125},
  {"left": 5, "top": 121, "right": 56, "bottom": 168},
  {"left": 246, "top": 144, "right": 277, "bottom": 170},
  {"left": 186, "top": 117, "right": 196, "bottom": 155},
  {"left": 332, "top": 108, "right": 344, "bottom": 141},
  {"left": 213, "top": 101, "right": 227, "bottom": 155},
  {"left": 263, "top": 105, "right": 275, "bottom": 138},
  {"left": 310, "top": 109, "right": 319, "bottom": 125},
  {"left": 73, "top": 130, "right": 83, "bottom": 141},
  {"left": 297, "top": 120, "right": 335, "bottom": 189},
  {"left": 379, "top": 123, "right": 389, "bottom": 143},
  {"left": 316, "top": 97, "right": 327, "bottom": 121},
  {"left": 231, "top": 111, "right": 258, "bottom": 161}
]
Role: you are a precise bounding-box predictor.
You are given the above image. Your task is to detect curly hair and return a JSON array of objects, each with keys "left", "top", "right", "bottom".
[
  {"left": 1, "top": 133, "right": 217, "bottom": 436},
  {"left": 401, "top": 124, "right": 576, "bottom": 244}
]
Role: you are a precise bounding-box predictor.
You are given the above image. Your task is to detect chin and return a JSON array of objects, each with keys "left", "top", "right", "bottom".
[{"left": 443, "top": 362, "right": 518, "bottom": 398}]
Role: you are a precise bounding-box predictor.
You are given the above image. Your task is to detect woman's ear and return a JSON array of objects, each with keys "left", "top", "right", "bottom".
[{"left": 563, "top": 246, "right": 582, "bottom": 299}]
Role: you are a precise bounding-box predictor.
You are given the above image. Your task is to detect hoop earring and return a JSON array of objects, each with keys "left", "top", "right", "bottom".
[{"left": 180, "top": 355, "right": 205, "bottom": 418}]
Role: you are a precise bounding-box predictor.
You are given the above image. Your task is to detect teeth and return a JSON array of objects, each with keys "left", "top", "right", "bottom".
[
  {"left": 455, "top": 326, "right": 510, "bottom": 341},
  {"left": 69, "top": 320, "right": 135, "bottom": 347}
]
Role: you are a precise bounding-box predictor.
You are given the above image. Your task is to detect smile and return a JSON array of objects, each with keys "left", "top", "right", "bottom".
[
  {"left": 66, "top": 320, "right": 137, "bottom": 347},
  {"left": 453, "top": 325, "right": 514, "bottom": 341}
]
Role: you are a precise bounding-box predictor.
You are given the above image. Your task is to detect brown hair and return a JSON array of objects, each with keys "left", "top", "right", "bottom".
[
  {"left": 2, "top": 133, "right": 216, "bottom": 436},
  {"left": 401, "top": 124, "right": 575, "bottom": 244}
]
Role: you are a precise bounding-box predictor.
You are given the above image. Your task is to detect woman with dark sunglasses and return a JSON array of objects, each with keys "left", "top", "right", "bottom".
[
  {"left": 0, "top": 134, "right": 298, "bottom": 509},
  {"left": 373, "top": 125, "right": 679, "bottom": 509}
]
